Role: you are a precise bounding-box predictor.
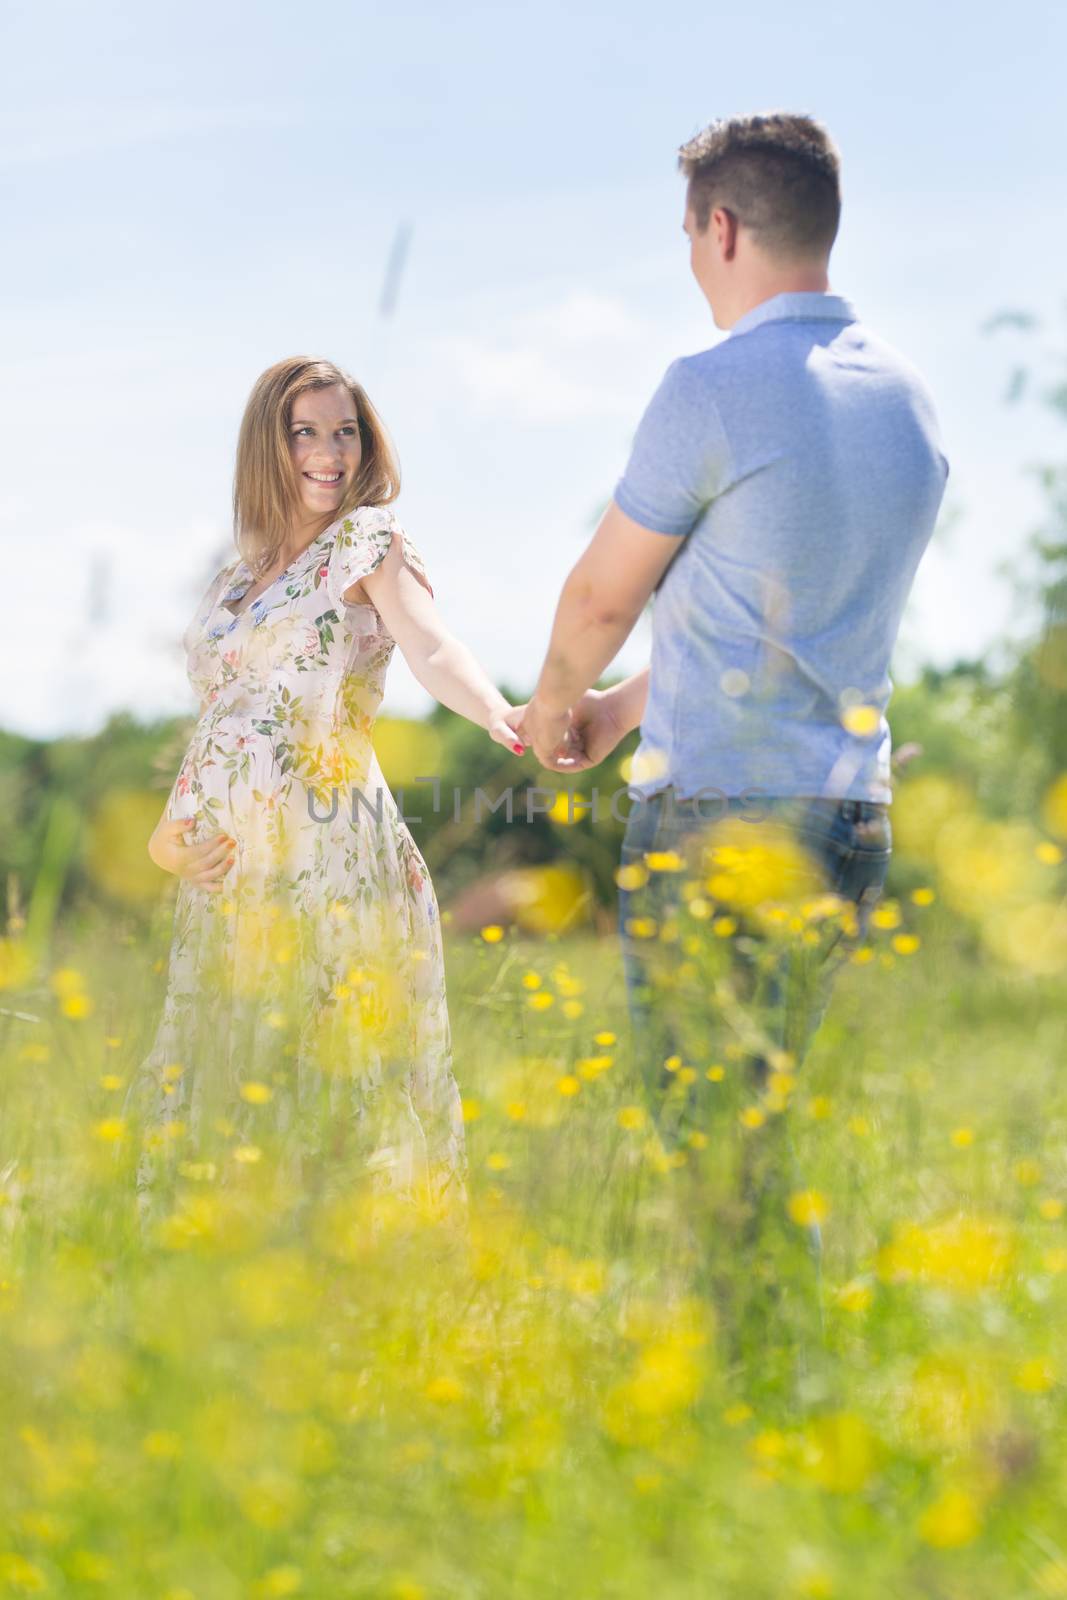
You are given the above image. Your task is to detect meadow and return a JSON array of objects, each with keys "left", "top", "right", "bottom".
[{"left": 2, "top": 753, "right": 1067, "bottom": 1599}]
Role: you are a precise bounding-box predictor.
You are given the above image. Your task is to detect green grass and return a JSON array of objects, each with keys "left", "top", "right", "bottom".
[{"left": 1, "top": 886, "right": 1066, "bottom": 1599}]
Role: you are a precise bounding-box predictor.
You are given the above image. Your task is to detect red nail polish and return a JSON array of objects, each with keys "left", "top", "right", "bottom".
[{"left": 512, "top": 743, "right": 524, "bottom": 754}]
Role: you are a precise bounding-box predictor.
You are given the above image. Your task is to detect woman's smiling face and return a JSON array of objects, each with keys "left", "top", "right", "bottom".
[{"left": 288, "top": 382, "right": 363, "bottom": 524}]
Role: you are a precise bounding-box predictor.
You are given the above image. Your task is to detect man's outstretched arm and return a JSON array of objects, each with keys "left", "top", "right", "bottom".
[{"left": 513, "top": 501, "right": 681, "bottom": 765}]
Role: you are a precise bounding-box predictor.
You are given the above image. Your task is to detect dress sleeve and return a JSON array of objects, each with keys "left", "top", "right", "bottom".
[
  {"left": 181, "top": 557, "right": 242, "bottom": 655},
  {"left": 324, "top": 504, "right": 434, "bottom": 611}
]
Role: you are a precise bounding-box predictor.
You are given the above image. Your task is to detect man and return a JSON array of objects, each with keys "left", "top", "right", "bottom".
[{"left": 508, "top": 112, "right": 948, "bottom": 1323}]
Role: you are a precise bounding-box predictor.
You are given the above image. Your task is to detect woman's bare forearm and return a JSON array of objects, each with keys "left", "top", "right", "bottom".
[{"left": 410, "top": 633, "right": 510, "bottom": 729}]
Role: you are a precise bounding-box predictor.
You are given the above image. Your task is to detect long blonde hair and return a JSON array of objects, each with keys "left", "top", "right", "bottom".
[{"left": 233, "top": 356, "right": 400, "bottom": 576}]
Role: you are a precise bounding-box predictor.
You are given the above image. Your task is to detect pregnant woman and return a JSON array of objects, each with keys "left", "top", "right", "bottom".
[{"left": 127, "top": 356, "right": 522, "bottom": 1227}]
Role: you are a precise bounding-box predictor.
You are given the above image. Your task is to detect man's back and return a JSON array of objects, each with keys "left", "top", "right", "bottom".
[{"left": 614, "top": 291, "right": 949, "bottom": 802}]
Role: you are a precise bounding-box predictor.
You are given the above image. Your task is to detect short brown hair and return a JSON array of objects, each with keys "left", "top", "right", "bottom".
[
  {"left": 679, "top": 112, "right": 841, "bottom": 261},
  {"left": 233, "top": 356, "right": 400, "bottom": 576}
]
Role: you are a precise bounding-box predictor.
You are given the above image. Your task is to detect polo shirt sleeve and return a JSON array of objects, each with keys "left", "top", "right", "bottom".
[{"left": 612, "top": 356, "right": 731, "bottom": 537}]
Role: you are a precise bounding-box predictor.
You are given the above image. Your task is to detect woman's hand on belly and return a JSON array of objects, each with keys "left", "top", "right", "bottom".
[{"left": 149, "top": 816, "right": 237, "bottom": 892}]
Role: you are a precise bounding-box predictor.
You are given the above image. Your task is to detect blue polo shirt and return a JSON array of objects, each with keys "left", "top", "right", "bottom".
[{"left": 613, "top": 291, "right": 949, "bottom": 803}]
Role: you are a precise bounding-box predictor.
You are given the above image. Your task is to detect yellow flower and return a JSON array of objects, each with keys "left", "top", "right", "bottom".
[
  {"left": 50, "top": 966, "right": 87, "bottom": 995},
  {"left": 706, "top": 1065, "right": 726, "bottom": 1082},
  {"left": 617, "top": 1106, "right": 647, "bottom": 1131},
  {"left": 722, "top": 1402, "right": 753, "bottom": 1426},
  {"left": 561, "top": 1000, "right": 584, "bottom": 1020},
  {"left": 797, "top": 1411, "right": 880, "bottom": 1494},
  {"left": 594, "top": 1031, "right": 616, "bottom": 1047},
  {"left": 0, "top": 1554, "right": 47, "bottom": 1590},
  {"left": 1014, "top": 1157, "right": 1042, "bottom": 1187},
  {"left": 870, "top": 901, "right": 901, "bottom": 930},
  {"left": 713, "top": 916, "right": 738, "bottom": 937},
  {"left": 623, "top": 917, "right": 658, "bottom": 939},
  {"left": 99, "top": 1074, "right": 123, "bottom": 1091},
  {"left": 233, "top": 1145, "right": 262, "bottom": 1164},
  {"left": 460, "top": 1098, "right": 482, "bottom": 1122},
  {"left": 522, "top": 972, "right": 542, "bottom": 990},
  {"left": 788, "top": 1190, "right": 830, "bottom": 1227},
  {"left": 486, "top": 1152, "right": 511, "bottom": 1172},
  {"left": 911, "top": 886, "right": 937, "bottom": 905},
  {"left": 847, "top": 1115, "right": 871, "bottom": 1137},
  {"left": 749, "top": 1427, "right": 787, "bottom": 1460},
  {"left": 701, "top": 817, "right": 826, "bottom": 912},
  {"left": 950, "top": 1127, "right": 975, "bottom": 1147},
  {"left": 548, "top": 791, "right": 590, "bottom": 826},
  {"left": 260, "top": 1566, "right": 303, "bottom": 1597},
  {"left": 1042, "top": 772, "right": 1067, "bottom": 839},
  {"left": 424, "top": 1375, "right": 464, "bottom": 1404},
  {"left": 1014, "top": 1356, "right": 1056, "bottom": 1393},
  {"left": 877, "top": 1214, "right": 1015, "bottom": 1293},
  {"left": 576, "top": 1055, "right": 614, "bottom": 1080},
  {"left": 740, "top": 1107, "right": 766, "bottom": 1129},
  {"left": 0, "top": 938, "right": 33, "bottom": 990},
  {"left": 390, "top": 1582, "right": 427, "bottom": 1600},
  {"left": 1038, "top": 1197, "right": 1064, "bottom": 1220},
  {"left": 504, "top": 1100, "right": 527, "bottom": 1121},
  {"left": 615, "top": 1336, "right": 705, "bottom": 1417},
  {"left": 1037, "top": 841, "right": 1064, "bottom": 865},
  {"left": 142, "top": 1430, "right": 183, "bottom": 1459},
  {"left": 645, "top": 850, "right": 685, "bottom": 872},
  {"left": 480, "top": 924, "right": 504, "bottom": 943},
  {"left": 835, "top": 1278, "right": 874, "bottom": 1313},
  {"left": 527, "top": 991, "right": 554, "bottom": 1011},
  {"left": 554, "top": 972, "right": 585, "bottom": 996},
  {"left": 557, "top": 1075, "right": 580, "bottom": 1097},
  {"left": 240, "top": 1081, "right": 273, "bottom": 1104},
  {"left": 840, "top": 703, "right": 881, "bottom": 737},
  {"left": 892, "top": 933, "right": 921, "bottom": 955},
  {"left": 92, "top": 1118, "right": 126, "bottom": 1142},
  {"left": 615, "top": 863, "right": 650, "bottom": 891},
  {"left": 918, "top": 1486, "right": 982, "bottom": 1548},
  {"left": 61, "top": 992, "right": 94, "bottom": 1019}
]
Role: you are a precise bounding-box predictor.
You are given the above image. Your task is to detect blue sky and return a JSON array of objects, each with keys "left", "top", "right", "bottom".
[{"left": 4, "top": 0, "right": 1065, "bottom": 735}]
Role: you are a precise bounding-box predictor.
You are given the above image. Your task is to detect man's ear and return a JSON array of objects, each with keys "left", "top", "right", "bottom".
[{"left": 714, "top": 205, "right": 739, "bottom": 262}]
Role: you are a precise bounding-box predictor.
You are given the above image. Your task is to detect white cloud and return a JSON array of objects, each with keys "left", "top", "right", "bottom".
[{"left": 434, "top": 290, "right": 653, "bottom": 424}]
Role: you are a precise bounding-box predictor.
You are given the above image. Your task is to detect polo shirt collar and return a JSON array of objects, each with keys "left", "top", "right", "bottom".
[{"left": 728, "top": 291, "right": 857, "bottom": 338}]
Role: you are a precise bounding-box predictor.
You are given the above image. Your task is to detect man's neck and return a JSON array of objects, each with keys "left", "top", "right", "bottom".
[{"left": 730, "top": 271, "right": 832, "bottom": 326}]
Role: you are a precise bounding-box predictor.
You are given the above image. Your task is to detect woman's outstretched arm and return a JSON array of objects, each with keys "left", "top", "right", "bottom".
[{"left": 358, "top": 536, "right": 524, "bottom": 755}]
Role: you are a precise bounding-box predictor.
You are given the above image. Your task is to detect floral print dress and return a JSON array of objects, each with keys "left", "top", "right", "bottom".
[{"left": 127, "top": 504, "right": 468, "bottom": 1222}]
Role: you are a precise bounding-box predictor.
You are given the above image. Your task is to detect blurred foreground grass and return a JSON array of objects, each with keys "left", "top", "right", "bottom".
[{"left": 2, "top": 849, "right": 1067, "bottom": 1600}]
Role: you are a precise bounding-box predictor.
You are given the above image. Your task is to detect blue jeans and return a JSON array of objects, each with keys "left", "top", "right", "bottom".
[{"left": 617, "top": 789, "right": 891, "bottom": 1294}]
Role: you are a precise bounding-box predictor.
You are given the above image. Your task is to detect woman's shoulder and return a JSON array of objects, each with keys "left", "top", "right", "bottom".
[
  {"left": 328, "top": 502, "right": 433, "bottom": 598},
  {"left": 334, "top": 502, "right": 402, "bottom": 541}
]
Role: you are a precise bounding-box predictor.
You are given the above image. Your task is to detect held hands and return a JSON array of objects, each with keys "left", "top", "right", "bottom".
[
  {"left": 486, "top": 710, "right": 527, "bottom": 757},
  {"left": 504, "top": 687, "right": 629, "bottom": 772},
  {"left": 148, "top": 817, "right": 236, "bottom": 893}
]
